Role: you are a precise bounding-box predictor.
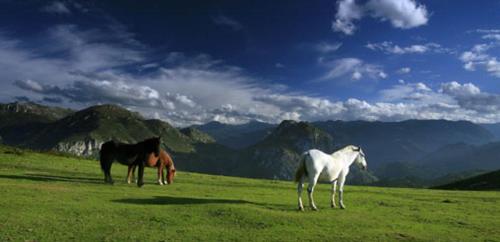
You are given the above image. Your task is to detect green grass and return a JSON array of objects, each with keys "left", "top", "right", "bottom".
[{"left": 0, "top": 146, "right": 499, "bottom": 241}]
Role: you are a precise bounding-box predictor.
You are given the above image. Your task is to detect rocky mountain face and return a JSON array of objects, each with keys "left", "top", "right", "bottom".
[
  {"left": 180, "top": 127, "right": 216, "bottom": 144},
  {"left": 237, "top": 120, "right": 336, "bottom": 180}
]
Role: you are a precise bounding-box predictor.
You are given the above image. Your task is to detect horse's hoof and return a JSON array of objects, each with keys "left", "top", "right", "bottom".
[
  {"left": 137, "top": 183, "right": 144, "bottom": 188},
  {"left": 340, "top": 205, "right": 346, "bottom": 209},
  {"left": 311, "top": 207, "right": 318, "bottom": 211},
  {"left": 298, "top": 207, "right": 304, "bottom": 211},
  {"left": 331, "top": 204, "right": 337, "bottom": 208}
]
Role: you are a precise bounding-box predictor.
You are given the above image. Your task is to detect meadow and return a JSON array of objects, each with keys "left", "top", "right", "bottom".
[{"left": 0, "top": 146, "right": 499, "bottom": 241}]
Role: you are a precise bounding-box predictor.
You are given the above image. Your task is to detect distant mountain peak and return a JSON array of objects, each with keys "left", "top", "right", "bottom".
[
  {"left": 0, "top": 101, "right": 73, "bottom": 122},
  {"left": 180, "top": 127, "right": 215, "bottom": 144},
  {"left": 272, "top": 120, "right": 324, "bottom": 139},
  {"left": 75, "top": 104, "right": 143, "bottom": 121}
]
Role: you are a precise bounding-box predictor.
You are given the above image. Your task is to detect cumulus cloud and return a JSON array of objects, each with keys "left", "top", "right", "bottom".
[
  {"left": 212, "top": 15, "right": 243, "bottom": 31},
  {"left": 460, "top": 43, "right": 500, "bottom": 77},
  {"left": 41, "top": 1, "right": 71, "bottom": 14},
  {"left": 459, "top": 30, "right": 500, "bottom": 77},
  {"left": 332, "top": 0, "right": 429, "bottom": 35},
  {"left": 365, "top": 0, "right": 428, "bottom": 29},
  {"left": 366, "top": 41, "right": 447, "bottom": 54},
  {"left": 253, "top": 81, "right": 500, "bottom": 123},
  {"left": 319, "top": 57, "right": 387, "bottom": 81},
  {"left": 332, "top": 0, "right": 363, "bottom": 35},
  {"left": 380, "top": 82, "right": 449, "bottom": 104}
]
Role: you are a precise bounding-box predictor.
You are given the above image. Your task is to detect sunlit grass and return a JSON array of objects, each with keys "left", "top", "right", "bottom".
[{"left": 0, "top": 146, "right": 499, "bottom": 241}]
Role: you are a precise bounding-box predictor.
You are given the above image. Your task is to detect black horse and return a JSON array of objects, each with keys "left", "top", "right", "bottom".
[{"left": 99, "top": 137, "right": 161, "bottom": 187}]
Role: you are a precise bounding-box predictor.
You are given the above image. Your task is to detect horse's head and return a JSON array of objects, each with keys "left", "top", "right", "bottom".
[
  {"left": 166, "top": 165, "right": 176, "bottom": 184},
  {"left": 164, "top": 153, "right": 176, "bottom": 184},
  {"left": 353, "top": 146, "right": 367, "bottom": 171},
  {"left": 145, "top": 136, "right": 161, "bottom": 156}
]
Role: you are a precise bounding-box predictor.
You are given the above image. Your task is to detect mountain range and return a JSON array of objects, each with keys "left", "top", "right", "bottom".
[{"left": 1, "top": 101, "right": 499, "bottom": 187}]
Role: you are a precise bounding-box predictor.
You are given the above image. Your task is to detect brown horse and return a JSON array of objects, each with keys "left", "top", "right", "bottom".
[
  {"left": 127, "top": 149, "right": 176, "bottom": 185},
  {"left": 99, "top": 137, "right": 161, "bottom": 187}
]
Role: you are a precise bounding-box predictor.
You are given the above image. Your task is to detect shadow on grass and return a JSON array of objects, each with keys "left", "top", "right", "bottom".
[
  {"left": 113, "top": 196, "right": 295, "bottom": 211},
  {"left": 0, "top": 173, "right": 102, "bottom": 184},
  {"left": 113, "top": 196, "right": 251, "bottom": 205}
]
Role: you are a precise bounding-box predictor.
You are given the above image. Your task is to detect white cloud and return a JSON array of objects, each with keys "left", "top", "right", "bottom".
[
  {"left": 380, "top": 82, "right": 448, "bottom": 104},
  {"left": 475, "top": 29, "right": 500, "bottom": 41},
  {"left": 397, "top": 67, "right": 411, "bottom": 74},
  {"left": 41, "top": 1, "right": 71, "bottom": 14},
  {"left": 332, "top": 0, "right": 363, "bottom": 35},
  {"left": 459, "top": 43, "right": 500, "bottom": 77},
  {"left": 482, "top": 34, "right": 500, "bottom": 41},
  {"left": 212, "top": 15, "right": 243, "bottom": 31},
  {"left": 319, "top": 57, "right": 387, "bottom": 81},
  {"left": 440, "top": 81, "right": 480, "bottom": 97},
  {"left": 332, "top": 0, "right": 429, "bottom": 35},
  {"left": 366, "top": 41, "right": 447, "bottom": 54},
  {"left": 365, "top": 0, "right": 428, "bottom": 29},
  {"left": 315, "top": 42, "right": 342, "bottom": 53}
]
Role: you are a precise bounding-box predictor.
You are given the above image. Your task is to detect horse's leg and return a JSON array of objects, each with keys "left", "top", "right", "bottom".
[
  {"left": 297, "top": 176, "right": 305, "bottom": 211},
  {"left": 161, "top": 165, "right": 166, "bottom": 185},
  {"left": 103, "top": 159, "right": 114, "bottom": 184},
  {"left": 132, "top": 165, "right": 137, "bottom": 183},
  {"left": 157, "top": 164, "right": 163, "bottom": 185},
  {"left": 307, "top": 173, "right": 320, "bottom": 211},
  {"left": 137, "top": 162, "right": 145, "bottom": 188},
  {"left": 100, "top": 156, "right": 111, "bottom": 184},
  {"left": 331, "top": 180, "right": 338, "bottom": 208},
  {"left": 127, "top": 165, "right": 134, "bottom": 184},
  {"left": 338, "top": 175, "right": 347, "bottom": 209}
]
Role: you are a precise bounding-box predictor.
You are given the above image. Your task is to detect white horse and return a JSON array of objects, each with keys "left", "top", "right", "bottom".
[{"left": 295, "top": 145, "right": 367, "bottom": 211}]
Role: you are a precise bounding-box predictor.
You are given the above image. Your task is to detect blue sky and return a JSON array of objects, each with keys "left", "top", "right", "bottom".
[{"left": 1, "top": 0, "right": 500, "bottom": 126}]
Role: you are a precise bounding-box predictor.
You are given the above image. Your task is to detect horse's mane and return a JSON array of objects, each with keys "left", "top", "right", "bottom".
[
  {"left": 161, "top": 150, "right": 175, "bottom": 169},
  {"left": 335, "top": 145, "right": 360, "bottom": 153},
  {"left": 340, "top": 145, "right": 360, "bottom": 151},
  {"left": 139, "top": 137, "right": 160, "bottom": 145}
]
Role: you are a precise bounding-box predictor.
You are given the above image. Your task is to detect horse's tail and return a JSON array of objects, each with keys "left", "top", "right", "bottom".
[
  {"left": 294, "top": 151, "right": 309, "bottom": 182},
  {"left": 99, "top": 141, "right": 115, "bottom": 171}
]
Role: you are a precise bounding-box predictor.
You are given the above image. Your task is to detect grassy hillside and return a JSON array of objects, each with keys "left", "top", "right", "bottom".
[
  {"left": 1, "top": 146, "right": 499, "bottom": 241},
  {"left": 434, "top": 169, "right": 500, "bottom": 190}
]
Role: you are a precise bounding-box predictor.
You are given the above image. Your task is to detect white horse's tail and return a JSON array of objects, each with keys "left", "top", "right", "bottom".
[{"left": 294, "top": 151, "right": 309, "bottom": 182}]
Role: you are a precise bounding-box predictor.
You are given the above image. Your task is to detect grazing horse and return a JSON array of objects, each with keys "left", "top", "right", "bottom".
[
  {"left": 127, "top": 149, "right": 176, "bottom": 185},
  {"left": 295, "top": 145, "right": 367, "bottom": 211},
  {"left": 99, "top": 137, "right": 161, "bottom": 187}
]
